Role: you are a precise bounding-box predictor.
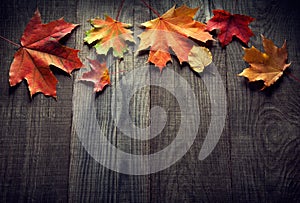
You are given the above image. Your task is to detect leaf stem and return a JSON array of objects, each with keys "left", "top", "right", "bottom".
[
  {"left": 0, "top": 35, "right": 20, "bottom": 48},
  {"left": 111, "top": 70, "right": 126, "bottom": 75},
  {"left": 286, "top": 71, "right": 300, "bottom": 83},
  {"left": 116, "top": 0, "right": 125, "bottom": 21},
  {"left": 140, "top": 0, "right": 160, "bottom": 17}
]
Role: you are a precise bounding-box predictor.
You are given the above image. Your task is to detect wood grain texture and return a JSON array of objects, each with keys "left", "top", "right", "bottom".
[
  {"left": 146, "top": 1, "right": 232, "bottom": 202},
  {"left": 222, "top": 0, "right": 300, "bottom": 202},
  {"left": 0, "top": 0, "right": 299, "bottom": 202},
  {"left": 0, "top": 0, "right": 77, "bottom": 202},
  {"left": 69, "top": 0, "right": 151, "bottom": 202}
]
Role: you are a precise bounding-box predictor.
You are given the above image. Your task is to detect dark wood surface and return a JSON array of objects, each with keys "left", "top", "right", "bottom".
[{"left": 0, "top": 0, "right": 299, "bottom": 202}]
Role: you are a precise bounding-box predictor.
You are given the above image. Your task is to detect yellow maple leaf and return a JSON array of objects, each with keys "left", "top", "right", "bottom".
[{"left": 239, "top": 35, "right": 291, "bottom": 89}]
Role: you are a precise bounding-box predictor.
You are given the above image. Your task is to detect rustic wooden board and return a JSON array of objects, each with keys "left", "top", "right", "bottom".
[
  {"left": 223, "top": 0, "right": 300, "bottom": 201},
  {"left": 0, "top": 0, "right": 78, "bottom": 202},
  {"left": 0, "top": 0, "right": 299, "bottom": 202}
]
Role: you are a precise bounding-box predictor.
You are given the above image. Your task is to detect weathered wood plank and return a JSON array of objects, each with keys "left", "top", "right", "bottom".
[
  {"left": 69, "top": 0, "right": 151, "bottom": 202},
  {"left": 146, "top": 0, "right": 232, "bottom": 202},
  {"left": 0, "top": 0, "right": 77, "bottom": 202},
  {"left": 223, "top": 0, "right": 300, "bottom": 201}
]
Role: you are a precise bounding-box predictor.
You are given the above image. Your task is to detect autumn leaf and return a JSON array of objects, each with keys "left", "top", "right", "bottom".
[
  {"left": 137, "top": 5, "right": 213, "bottom": 71},
  {"left": 9, "top": 9, "right": 83, "bottom": 98},
  {"left": 188, "top": 45, "right": 212, "bottom": 73},
  {"left": 84, "top": 15, "right": 135, "bottom": 58},
  {"left": 238, "top": 35, "right": 291, "bottom": 89},
  {"left": 79, "top": 58, "right": 111, "bottom": 92},
  {"left": 206, "top": 9, "right": 254, "bottom": 47}
]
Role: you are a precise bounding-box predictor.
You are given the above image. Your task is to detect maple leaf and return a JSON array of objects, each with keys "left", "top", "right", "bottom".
[
  {"left": 9, "top": 9, "right": 83, "bottom": 98},
  {"left": 188, "top": 45, "right": 212, "bottom": 73},
  {"left": 79, "top": 58, "right": 111, "bottom": 92},
  {"left": 206, "top": 9, "right": 254, "bottom": 47},
  {"left": 137, "top": 5, "right": 213, "bottom": 71},
  {"left": 238, "top": 35, "right": 291, "bottom": 89},
  {"left": 84, "top": 15, "right": 135, "bottom": 58}
]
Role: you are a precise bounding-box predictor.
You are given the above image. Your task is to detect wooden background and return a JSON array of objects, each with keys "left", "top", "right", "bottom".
[{"left": 0, "top": 0, "right": 299, "bottom": 202}]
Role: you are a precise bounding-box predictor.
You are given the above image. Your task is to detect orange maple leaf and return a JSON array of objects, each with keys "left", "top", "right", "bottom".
[
  {"left": 84, "top": 15, "right": 135, "bottom": 58},
  {"left": 137, "top": 5, "right": 213, "bottom": 71},
  {"left": 238, "top": 35, "right": 291, "bottom": 89},
  {"left": 79, "top": 59, "right": 111, "bottom": 92},
  {"left": 9, "top": 9, "right": 83, "bottom": 98}
]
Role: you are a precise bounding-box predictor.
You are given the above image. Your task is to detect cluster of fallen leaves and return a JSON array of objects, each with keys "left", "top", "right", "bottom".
[
  {"left": 83, "top": 5, "right": 290, "bottom": 92},
  {"left": 5, "top": 4, "right": 291, "bottom": 99}
]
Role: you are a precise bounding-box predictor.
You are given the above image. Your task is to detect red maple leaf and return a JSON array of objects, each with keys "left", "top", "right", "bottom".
[
  {"left": 9, "top": 9, "right": 83, "bottom": 98},
  {"left": 206, "top": 9, "right": 255, "bottom": 47},
  {"left": 79, "top": 58, "right": 111, "bottom": 92}
]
